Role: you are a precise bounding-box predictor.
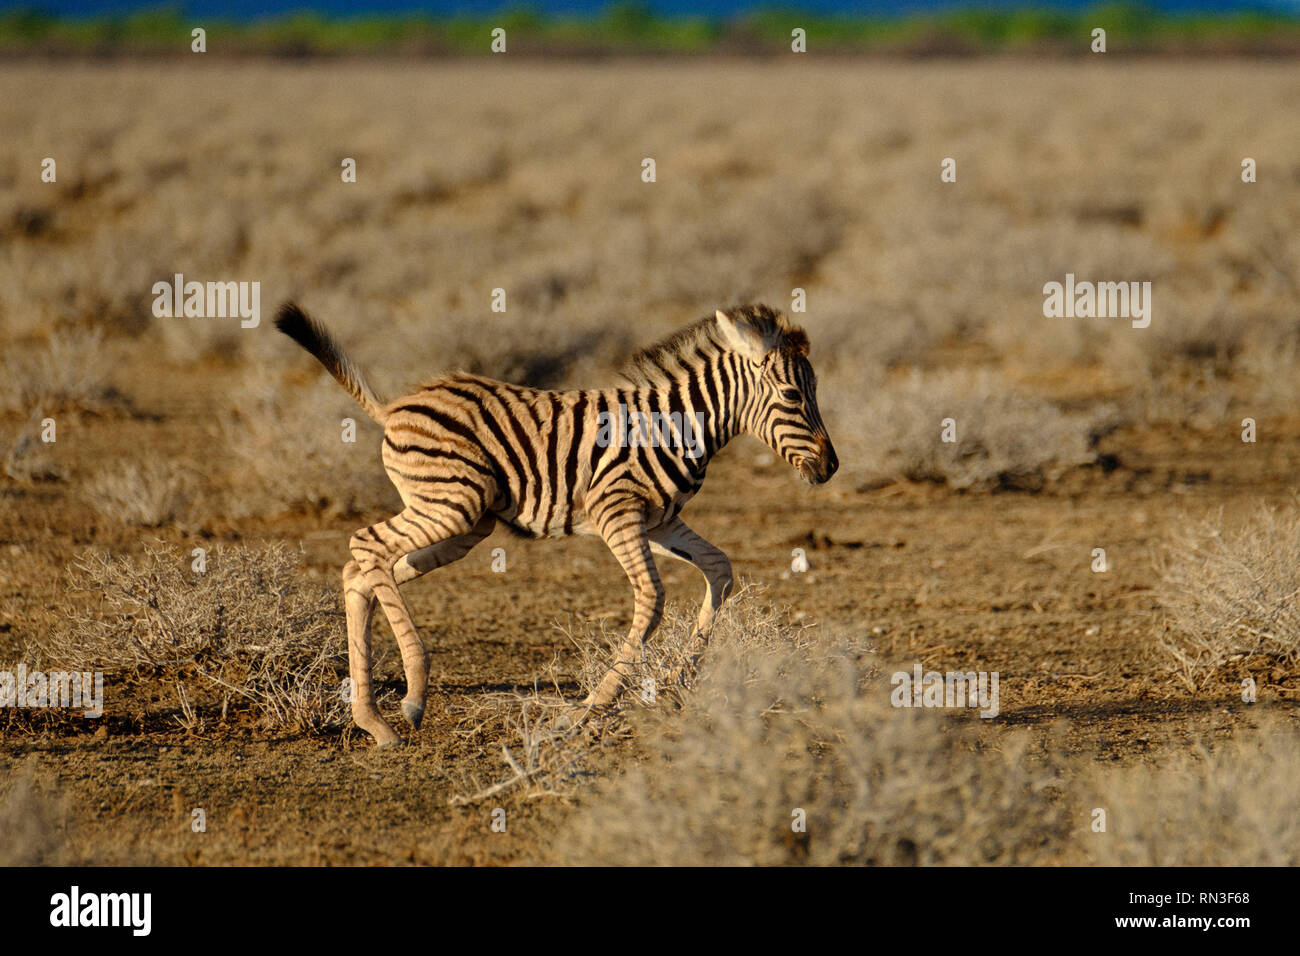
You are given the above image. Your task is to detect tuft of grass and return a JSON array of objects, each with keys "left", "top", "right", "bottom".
[
  {"left": 1157, "top": 505, "right": 1300, "bottom": 692},
  {"left": 0, "top": 328, "right": 113, "bottom": 414},
  {"left": 36, "top": 542, "right": 355, "bottom": 733},
  {"left": 82, "top": 460, "right": 193, "bottom": 527},
  {"left": 447, "top": 586, "right": 794, "bottom": 806}
]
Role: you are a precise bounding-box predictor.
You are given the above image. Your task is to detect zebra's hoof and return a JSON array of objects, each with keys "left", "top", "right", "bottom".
[
  {"left": 372, "top": 728, "right": 403, "bottom": 749},
  {"left": 402, "top": 700, "right": 425, "bottom": 730}
]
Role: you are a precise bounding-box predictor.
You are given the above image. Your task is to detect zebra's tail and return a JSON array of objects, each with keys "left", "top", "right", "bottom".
[{"left": 274, "top": 302, "right": 388, "bottom": 425}]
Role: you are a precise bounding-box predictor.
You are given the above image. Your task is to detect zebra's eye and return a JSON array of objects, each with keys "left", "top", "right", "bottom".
[{"left": 779, "top": 387, "right": 802, "bottom": 405}]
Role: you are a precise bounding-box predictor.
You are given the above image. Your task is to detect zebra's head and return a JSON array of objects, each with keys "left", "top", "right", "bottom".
[{"left": 714, "top": 306, "right": 839, "bottom": 485}]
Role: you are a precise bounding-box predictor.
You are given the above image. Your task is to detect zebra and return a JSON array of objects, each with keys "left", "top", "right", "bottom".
[{"left": 274, "top": 302, "right": 838, "bottom": 747}]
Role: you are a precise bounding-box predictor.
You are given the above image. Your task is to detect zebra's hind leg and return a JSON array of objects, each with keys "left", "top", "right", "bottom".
[
  {"left": 342, "top": 559, "right": 400, "bottom": 747},
  {"left": 389, "top": 514, "right": 495, "bottom": 730},
  {"left": 347, "top": 504, "right": 491, "bottom": 746}
]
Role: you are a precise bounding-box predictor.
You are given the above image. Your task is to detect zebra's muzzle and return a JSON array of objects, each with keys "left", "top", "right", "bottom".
[
  {"left": 805, "top": 438, "right": 839, "bottom": 484},
  {"left": 795, "top": 445, "right": 838, "bottom": 485}
]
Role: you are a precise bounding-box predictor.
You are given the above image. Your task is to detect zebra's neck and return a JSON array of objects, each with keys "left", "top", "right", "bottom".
[
  {"left": 607, "top": 346, "right": 758, "bottom": 470},
  {"left": 704, "top": 349, "right": 758, "bottom": 452},
  {"left": 660, "top": 349, "right": 757, "bottom": 463}
]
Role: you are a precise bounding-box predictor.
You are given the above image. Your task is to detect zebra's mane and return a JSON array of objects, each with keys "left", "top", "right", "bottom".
[{"left": 619, "top": 305, "right": 808, "bottom": 387}]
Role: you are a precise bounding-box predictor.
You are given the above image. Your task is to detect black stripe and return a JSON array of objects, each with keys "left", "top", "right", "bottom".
[
  {"left": 564, "top": 393, "right": 587, "bottom": 535},
  {"left": 440, "top": 386, "right": 528, "bottom": 500},
  {"left": 490, "top": 383, "right": 543, "bottom": 523},
  {"left": 541, "top": 393, "right": 561, "bottom": 535}
]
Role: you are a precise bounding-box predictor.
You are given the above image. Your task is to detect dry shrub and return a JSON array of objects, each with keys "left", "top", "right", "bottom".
[
  {"left": 513, "top": 593, "right": 1066, "bottom": 865},
  {"left": 447, "top": 588, "right": 779, "bottom": 806},
  {"left": 836, "top": 370, "right": 1101, "bottom": 491},
  {"left": 448, "top": 682, "right": 601, "bottom": 807},
  {"left": 1078, "top": 714, "right": 1300, "bottom": 865},
  {"left": 36, "top": 543, "right": 351, "bottom": 733},
  {"left": 83, "top": 460, "right": 194, "bottom": 527},
  {"left": 0, "top": 328, "right": 113, "bottom": 413},
  {"left": 1157, "top": 505, "right": 1300, "bottom": 691},
  {"left": 453, "top": 591, "right": 1300, "bottom": 867}
]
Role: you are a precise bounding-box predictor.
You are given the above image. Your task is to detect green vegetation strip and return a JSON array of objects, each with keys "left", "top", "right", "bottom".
[{"left": 2, "top": 3, "right": 1299, "bottom": 55}]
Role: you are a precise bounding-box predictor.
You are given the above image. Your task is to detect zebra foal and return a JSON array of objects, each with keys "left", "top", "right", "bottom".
[{"left": 275, "top": 302, "right": 838, "bottom": 747}]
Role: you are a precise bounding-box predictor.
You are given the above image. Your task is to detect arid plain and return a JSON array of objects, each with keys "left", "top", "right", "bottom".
[{"left": 2, "top": 58, "right": 1299, "bottom": 864}]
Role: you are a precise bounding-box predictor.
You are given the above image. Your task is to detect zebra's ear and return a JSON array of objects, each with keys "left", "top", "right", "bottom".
[{"left": 715, "top": 309, "right": 770, "bottom": 361}]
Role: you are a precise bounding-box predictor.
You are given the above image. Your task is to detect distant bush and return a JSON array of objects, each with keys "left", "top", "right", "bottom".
[
  {"left": 83, "top": 460, "right": 193, "bottom": 528},
  {"left": 2, "top": 6, "right": 1297, "bottom": 55},
  {"left": 0, "top": 328, "right": 112, "bottom": 414},
  {"left": 220, "top": 365, "right": 393, "bottom": 518},
  {"left": 836, "top": 370, "right": 1103, "bottom": 491}
]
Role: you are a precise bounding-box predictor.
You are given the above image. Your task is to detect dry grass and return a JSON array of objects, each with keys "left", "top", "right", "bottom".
[
  {"left": 451, "top": 588, "right": 1069, "bottom": 864},
  {"left": 481, "top": 589, "right": 1300, "bottom": 866},
  {"left": 548, "top": 600, "right": 1069, "bottom": 865},
  {"left": 3, "top": 410, "right": 64, "bottom": 482},
  {"left": 454, "top": 584, "right": 1300, "bottom": 866},
  {"left": 446, "top": 591, "right": 732, "bottom": 806},
  {"left": 1077, "top": 713, "right": 1300, "bottom": 865},
  {"left": 36, "top": 542, "right": 354, "bottom": 733},
  {"left": 1157, "top": 504, "right": 1300, "bottom": 691}
]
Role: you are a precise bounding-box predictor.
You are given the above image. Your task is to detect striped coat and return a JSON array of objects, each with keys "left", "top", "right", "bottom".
[{"left": 275, "top": 302, "right": 838, "bottom": 747}]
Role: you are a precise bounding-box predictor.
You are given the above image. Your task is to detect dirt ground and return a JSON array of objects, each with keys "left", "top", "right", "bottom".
[{"left": 2, "top": 58, "right": 1298, "bottom": 865}]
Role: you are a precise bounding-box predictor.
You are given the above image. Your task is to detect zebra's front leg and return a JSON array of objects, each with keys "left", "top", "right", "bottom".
[
  {"left": 581, "top": 502, "right": 664, "bottom": 712},
  {"left": 648, "top": 516, "right": 732, "bottom": 690},
  {"left": 648, "top": 516, "right": 734, "bottom": 636}
]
